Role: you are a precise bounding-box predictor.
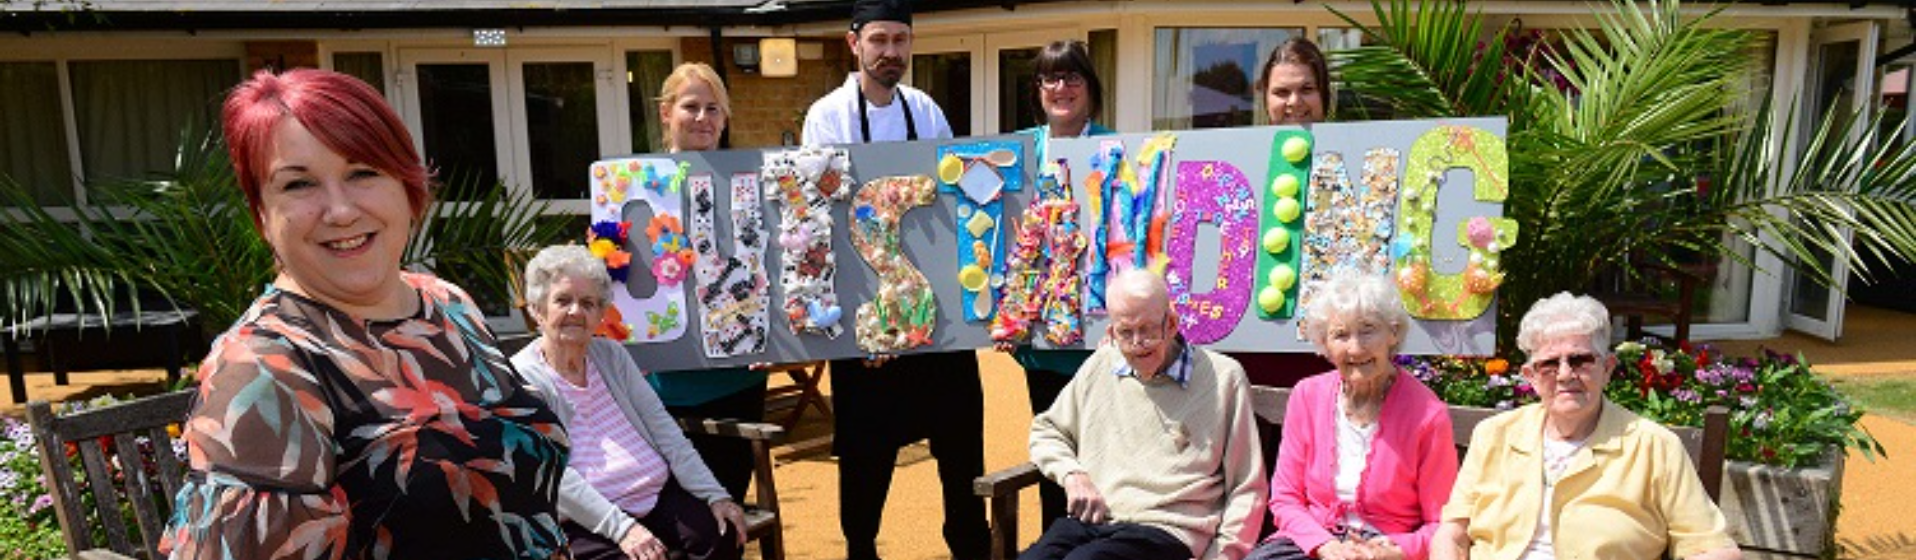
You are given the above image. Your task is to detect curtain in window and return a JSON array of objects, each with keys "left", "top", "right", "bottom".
[
  {"left": 0, "top": 62, "right": 74, "bottom": 206},
  {"left": 334, "top": 52, "right": 387, "bottom": 97},
  {"left": 68, "top": 59, "right": 238, "bottom": 184},
  {"left": 626, "top": 50, "right": 675, "bottom": 155},
  {"left": 1152, "top": 28, "right": 1298, "bottom": 131}
]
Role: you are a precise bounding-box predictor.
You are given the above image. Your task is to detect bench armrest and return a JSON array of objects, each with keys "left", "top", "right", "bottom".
[
  {"left": 974, "top": 462, "right": 1043, "bottom": 498},
  {"left": 675, "top": 418, "right": 788, "bottom": 445}
]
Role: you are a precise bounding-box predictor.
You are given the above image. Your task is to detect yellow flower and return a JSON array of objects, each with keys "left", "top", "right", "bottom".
[{"left": 589, "top": 238, "right": 617, "bottom": 259}]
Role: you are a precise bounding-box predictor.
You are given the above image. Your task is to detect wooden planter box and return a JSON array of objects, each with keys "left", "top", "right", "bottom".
[{"left": 1718, "top": 450, "right": 1846, "bottom": 559}]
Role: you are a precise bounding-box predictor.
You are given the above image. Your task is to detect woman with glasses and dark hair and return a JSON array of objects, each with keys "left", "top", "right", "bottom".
[
  {"left": 999, "top": 38, "right": 1117, "bottom": 530},
  {"left": 1430, "top": 294, "right": 1741, "bottom": 560}
]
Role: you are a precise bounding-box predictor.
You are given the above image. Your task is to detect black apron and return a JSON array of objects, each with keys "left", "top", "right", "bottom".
[{"left": 857, "top": 84, "right": 919, "bottom": 143}]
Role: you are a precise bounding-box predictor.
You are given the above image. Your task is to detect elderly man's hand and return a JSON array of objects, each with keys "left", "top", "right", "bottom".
[
  {"left": 992, "top": 341, "right": 1018, "bottom": 353},
  {"left": 1062, "top": 472, "right": 1109, "bottom": 524}
]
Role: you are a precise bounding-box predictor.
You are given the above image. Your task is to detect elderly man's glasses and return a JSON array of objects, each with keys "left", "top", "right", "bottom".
[
  {"left": 1530, "top": 352, "right": 1599, "bottom": 373},
  {"left": 1110, "top": 318, "right": 1172, "bottom": 348},
  {"left": 1039, "top": 72, "right": 1086, "bottom": 90}
]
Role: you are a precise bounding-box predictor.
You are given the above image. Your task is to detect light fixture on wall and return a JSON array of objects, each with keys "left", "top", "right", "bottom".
[
  {"left": 760, "top": 38, "right": 798, "bottom": 78},
  {"left": 732, "top": 42, "right": 761, "bottom": 73},
  {"left": 473, "top": 28, "right": 508, "bottom": 47}
]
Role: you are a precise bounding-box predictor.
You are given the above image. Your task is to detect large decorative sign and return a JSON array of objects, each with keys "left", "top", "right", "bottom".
[{"left": 586, "top": 120, "right": 1510, "bottom": 373}]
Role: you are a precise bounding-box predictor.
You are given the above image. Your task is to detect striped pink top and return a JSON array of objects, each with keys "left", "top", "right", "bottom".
[{"left": 553, "top": 359, "right": 671, "bottom": 516}]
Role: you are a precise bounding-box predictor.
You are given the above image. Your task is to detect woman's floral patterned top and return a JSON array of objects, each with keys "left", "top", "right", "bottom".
[{"left": 162, "top": 273, "right": 571, "bottom": 560}]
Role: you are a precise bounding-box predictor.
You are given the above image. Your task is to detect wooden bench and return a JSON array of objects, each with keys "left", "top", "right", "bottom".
[
  {"left": 28, "top": 387, "right": 789, "bottom": 560},
  {"left": 973, "top": 385, "right": 1730, "bottom": 560}
]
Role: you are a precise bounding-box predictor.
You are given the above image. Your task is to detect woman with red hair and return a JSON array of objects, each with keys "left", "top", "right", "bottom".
[{"left": 161, "top": 68, "right": 571, "bottom": 560}]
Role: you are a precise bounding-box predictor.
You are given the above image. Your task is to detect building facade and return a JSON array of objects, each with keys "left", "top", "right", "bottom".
[{"left": 2, "top": 0, "right": 1908, "bottom": 340}]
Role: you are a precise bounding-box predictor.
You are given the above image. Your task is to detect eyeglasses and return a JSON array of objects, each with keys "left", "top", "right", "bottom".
[
  {"left": 1110, "top": 317, "right": 1172, "bottom": 348},
  {"left": 1529, "top": 352, "right": 1599, "bottom": 373},
  {"left": 1039, "top": 72, "right": 1086, "bottom": 90}
]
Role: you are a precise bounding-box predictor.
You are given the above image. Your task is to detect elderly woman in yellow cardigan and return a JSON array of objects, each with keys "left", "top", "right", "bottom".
[{"left": 1431, "top": 293, "right": 1741, "bottom": 560}]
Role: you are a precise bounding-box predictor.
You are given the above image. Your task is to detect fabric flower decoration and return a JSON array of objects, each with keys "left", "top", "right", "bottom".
[
  {"left": 605, "top": 249, "right": 632, "bottom": 271},
  {"left": 590, "top": 220, "right": 626, "bottom": 243},
  {"left": 647, "top": 214, "right": 683, "bottom": 241},
  {"left": 589, "top": 238, "right": 617, "bottom": 259},
  {"left": 675, "top": 248, "right": 697, "bottom": 268},
  {"left": 597, "top": 306, "right": 631, "bottom": 341},
  {"left": 653, "top": 232, "right": 687, "bottom": 256},
  {"left": 653, "top": 255, "right": 688, "bottom": 286}
]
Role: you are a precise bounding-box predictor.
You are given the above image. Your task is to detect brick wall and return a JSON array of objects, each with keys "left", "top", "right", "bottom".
[
  {"left": 680, "top": 36, "right": 852, "bottom": 149},
  {"left": 244, "top": 41, "right": 319, "bottom": 73}
]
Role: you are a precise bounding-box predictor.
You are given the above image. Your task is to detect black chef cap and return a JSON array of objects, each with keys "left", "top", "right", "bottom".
[{"left": 850, "top": 0, "right": 912, "bottom": 32}]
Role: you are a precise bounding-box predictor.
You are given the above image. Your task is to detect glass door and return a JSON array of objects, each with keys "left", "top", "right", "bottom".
[
  {"left": 911, "top": 35, "right": 983, "bottom": 137},
  {"left": 1787, "top": 21, "right": 1879, "bottom": 341},
  {"left": 398, "top": 47, "right": 620, "bottom": 331},
  {"left": 506, "top": 48, "right": 622, "bottom": 216},
  {"left": 985, "top": 30, "right": 1081, "bottom": 135},
  {"left": 397, "top": 48, "right": 511, "bottom": 198}
]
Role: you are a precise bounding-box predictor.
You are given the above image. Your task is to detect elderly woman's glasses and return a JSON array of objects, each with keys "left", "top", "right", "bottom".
[
  {"left": 1530, "top": 352, "right": 1598, "bottom": 373},
  {"left": 1039, "top": 72, "right": 1086, "bottom": 90}
]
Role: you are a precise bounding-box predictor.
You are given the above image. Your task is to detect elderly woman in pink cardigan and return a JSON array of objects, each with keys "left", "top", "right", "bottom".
[{"left": 1248, "top": 269, "right": 1459, "bottom": 560}]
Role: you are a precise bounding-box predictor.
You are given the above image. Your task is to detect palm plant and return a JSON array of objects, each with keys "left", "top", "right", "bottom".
[
  {"left": 1330, "top": 0, "right": 1916, "bottom": 351},
  {"left": 0, "top": 130, "right": 572, "bottom": 341}
]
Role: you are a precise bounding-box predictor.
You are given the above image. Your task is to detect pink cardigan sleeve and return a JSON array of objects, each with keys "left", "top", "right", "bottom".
[
  {"left": 1383, "top": 395, "right": 1458, "bottom": 560},
  {"left": 1268, "top": 378, "right": 1337, "bottom": 554}
]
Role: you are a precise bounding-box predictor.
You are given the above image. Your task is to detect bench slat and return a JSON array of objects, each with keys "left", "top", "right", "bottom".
[
  {"left": 27, "top": 401, "right": 95, "bottom": 554},
  {"left": 76, "top": 438, "right": 135, "bottom": 555},
  {"left": 146, "top": 426, "right": 186, "bottom": 503},
  {"left": 53, "top": 391, "right": 195, "bottom": 441},
  {"left": 111, "top": 432, "right": 165, "bottom": 558}
]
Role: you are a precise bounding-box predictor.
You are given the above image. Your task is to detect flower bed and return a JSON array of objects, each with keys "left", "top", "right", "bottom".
[
  {"left": 0, "top": 394, "right": 186, "bottom": 559},
  {"left": 1400, "top": 341, "right": 1884, "bottom": 467}
]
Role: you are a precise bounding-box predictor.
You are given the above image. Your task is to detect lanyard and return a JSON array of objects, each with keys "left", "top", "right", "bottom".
[{"left": 857, "top": 83, "right": 918, "bottom": 143}]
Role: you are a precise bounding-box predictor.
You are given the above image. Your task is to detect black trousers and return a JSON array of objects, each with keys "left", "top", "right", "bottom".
[
  {"left": 1017, "top": 518, "right": 1190, "bottom": 560},
  {"left": 831, "top": 351, "right": 989, "bottom": 560},
  {"left": 1022, "top": 367, "right": 1073, "bottom": 531},
  {"left": 663, "top": 379, "right": 771, "bottom": 502},
  {"left": 1243, "top": 537, "right": 1312, "bottom": 560},
  {"left": 562, "top": 477, "right": 742, "bottom": 560}
]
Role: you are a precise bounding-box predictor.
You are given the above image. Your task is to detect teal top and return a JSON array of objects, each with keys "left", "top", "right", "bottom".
[
  {"left": 1011, "top": 121, "right": 1114, "bottom": 377},
  {"left": 646, "top": 367, "right": 769, "bottom": 407}
]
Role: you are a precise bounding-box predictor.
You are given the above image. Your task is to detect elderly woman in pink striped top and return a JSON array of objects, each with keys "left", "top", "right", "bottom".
[
  {"left": 511, "top": 245, "right": 746, "bottom": 560},
  {"left": 1249, "top": 269, "right": 1459, "bottom": 560}
]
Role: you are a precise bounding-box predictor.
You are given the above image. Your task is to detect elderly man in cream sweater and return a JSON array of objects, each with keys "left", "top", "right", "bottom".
[{"left": 1025, "top": 269, "right": 1269, "bottom": 560}]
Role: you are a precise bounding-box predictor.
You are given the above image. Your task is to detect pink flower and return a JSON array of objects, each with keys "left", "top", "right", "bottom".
[
  {"left": 28, "top": 494, "right": 52, "bottom": 514},
  {"left": 653, "top": 256, "right": 687, "bottom": 286}
]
